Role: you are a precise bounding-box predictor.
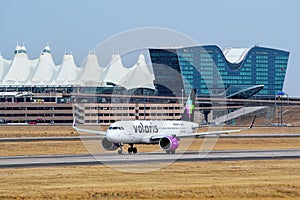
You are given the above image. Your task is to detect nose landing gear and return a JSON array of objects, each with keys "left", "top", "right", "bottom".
[
  {"left": 117, "top": 144, "right": 124, "bottom": 155},
  {"left": 117, "top": 144, "right": 138, "bottom": 154}
]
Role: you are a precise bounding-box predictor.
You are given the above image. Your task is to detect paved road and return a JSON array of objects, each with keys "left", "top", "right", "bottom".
[{"left": 1, "top": 149, "right": 300, "bottom": 168}]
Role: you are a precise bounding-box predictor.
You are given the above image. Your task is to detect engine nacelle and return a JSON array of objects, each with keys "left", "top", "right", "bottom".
[
  {"left": 159, "top": 136, "right": 179, "bottom": 151},
  {"left": 101, "top": 137, "right": 119, "bottom": 151}
]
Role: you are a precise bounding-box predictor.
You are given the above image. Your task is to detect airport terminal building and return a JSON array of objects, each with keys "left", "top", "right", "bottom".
[
  {"left": 0, "top": 44, "right": 289, "bottom": 124},
  {"left": 150, "top": 46, "right": 289, "bottom": 98}
]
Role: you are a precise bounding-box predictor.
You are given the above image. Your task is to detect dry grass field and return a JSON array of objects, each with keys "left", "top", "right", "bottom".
[
  {"left": 0, "top": 160, "right": 299, "bottom": 199},
  {"left": 0, "top": 125, "right": 77, "bottom": 138}
]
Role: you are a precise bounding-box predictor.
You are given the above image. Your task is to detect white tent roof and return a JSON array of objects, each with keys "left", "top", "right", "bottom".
[
  {"left": 101, "top": 53, "right": 155, "bottom": 89},
  {"left": 0, "top": 54, "right": 11, "bottom": 81},
  {"left": 223, "top": 47, "right": 250, "bottom": 64},
  {"left": 77, "top": 53, "right": 106, "bottom": 85},
  {"left": 3, "top": 45, "right": 38, "bottom": 85},
  {"left": 120, "top": 53, "right": 155, "bottom": 89},
  {"left": 0, "top": 46, "right": 156, "bottom": 89},
  {"left": 31, "top": 46, "right": 59, "bottom": 85},
  {"left": 100, "top": 53, "right": 133, "bottom": 84},
  {"left": 56, "top": 53, "right": 80, "bottom": 85}
]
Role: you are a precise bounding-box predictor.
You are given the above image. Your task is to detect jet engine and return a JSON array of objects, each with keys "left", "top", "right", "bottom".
[
  {"left": 159, "top": 136, "right": 179, "bottom": 153},
  {"left": 101, "top": 137, "right": 119, "bottom": 151}
]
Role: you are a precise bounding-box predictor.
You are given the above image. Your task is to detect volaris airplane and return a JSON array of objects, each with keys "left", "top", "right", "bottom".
[{"left": 73, "top": 89, "right": 255, "bottom": 154}]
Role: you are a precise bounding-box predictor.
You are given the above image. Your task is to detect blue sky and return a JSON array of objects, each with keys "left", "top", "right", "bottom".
[{"left": 0, "top": 0, "right": 299, "bottom": 96}]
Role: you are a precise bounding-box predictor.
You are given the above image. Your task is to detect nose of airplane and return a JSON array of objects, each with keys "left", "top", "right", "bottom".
[
  {"left": 106, "top": 130, "right": 121, "bottom": 143},
  {"left": 106, "top": 130, "right": 114, "bottom": 142}
]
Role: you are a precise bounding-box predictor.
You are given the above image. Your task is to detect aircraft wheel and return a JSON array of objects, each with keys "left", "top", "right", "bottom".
[
  {"left": 171, "top": 150, "right": 175, "bottom": 154},
  {"left": 118, "top": 150, "right": 123, "bottom": 155},
  {"left": 128, "top": 147, "right": 133, "bottom": 154},
  {"left": 132, "top": 147, "right": 137, "bottom": 154},
  {"left": 166, "top": 150, "right": 171, "bottom": 154}
]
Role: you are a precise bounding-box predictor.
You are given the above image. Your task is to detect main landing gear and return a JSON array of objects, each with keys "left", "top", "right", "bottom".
[
  {"left": 128, "top": 144, "right": 137, "bottom": 154},
  {"left": 117, "top": 144, "right": 137, "bottom": 154}
]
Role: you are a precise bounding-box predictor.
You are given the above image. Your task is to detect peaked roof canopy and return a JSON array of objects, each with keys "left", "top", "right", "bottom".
[
  {"left": 77, "top": 53, "right": 105, "bottom": 85},
  {"left": 31, "top": 45, "right": 58, "bottom": 85},
  {"left": 3, "top": 45, "right": 38, "bottom": 85},
  {"left": 101, "top": 53, "right": 155, "bottom": 89},
  {"left": 56, "top": 53, "right": 80, "bottom": 85}
]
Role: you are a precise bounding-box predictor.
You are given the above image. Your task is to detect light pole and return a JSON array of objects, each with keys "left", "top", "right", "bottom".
[{"left": 275, "top": 91, "right": 289, "bottom": 126}]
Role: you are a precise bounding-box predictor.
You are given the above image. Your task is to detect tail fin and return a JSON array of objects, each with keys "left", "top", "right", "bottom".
[{"left": 181, "top": 89, "right": 196, "bottom": 122}]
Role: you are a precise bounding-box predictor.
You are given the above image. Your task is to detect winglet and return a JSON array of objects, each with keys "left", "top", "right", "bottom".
[{"left": 249, "top": 116, "right": 256, "bottom": 129}]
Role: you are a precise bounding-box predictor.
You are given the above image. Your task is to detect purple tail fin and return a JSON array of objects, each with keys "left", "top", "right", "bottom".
[{"left": 181, "top": 89, "right": 196, "bottom": 122}]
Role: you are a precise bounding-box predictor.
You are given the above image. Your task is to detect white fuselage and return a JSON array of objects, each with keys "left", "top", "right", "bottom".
[{"left": 106, "top": 120, "right": 198, "bottom": 144}]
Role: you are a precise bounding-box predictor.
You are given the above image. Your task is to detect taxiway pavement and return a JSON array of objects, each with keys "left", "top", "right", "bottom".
[{"left": 1, "top": 149, "right": 300, "bottom": 168}]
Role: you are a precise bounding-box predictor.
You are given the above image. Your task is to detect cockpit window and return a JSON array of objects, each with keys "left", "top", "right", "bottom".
[{"left": 109, "top": 126, "right": 124, "bottom": 130}]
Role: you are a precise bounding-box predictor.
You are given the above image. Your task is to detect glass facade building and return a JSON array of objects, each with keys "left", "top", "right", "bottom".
[
  {"left": 149, "top": 46, "right": 289, "bottom": 98},
  {"left": 149, "top": 49, "right": 184, "bottom": 97}
]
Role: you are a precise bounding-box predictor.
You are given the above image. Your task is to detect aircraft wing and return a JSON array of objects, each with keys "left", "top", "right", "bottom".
[
  {"left": 72, "top": 119, "right": 106, "bottom": 136},
  {"left": 150, "top": 129, "right": 240, "bottom": 140},
  {"left": 151, "top": 116, "right": 256, "bottom": 140},
  {"left": 176, "top": 129, "right": 242, "bottom": 138}
]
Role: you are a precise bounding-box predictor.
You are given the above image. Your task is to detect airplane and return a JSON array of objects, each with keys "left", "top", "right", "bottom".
[{"left": 73, "top": 89, "right": 256, "bottom": 154}]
